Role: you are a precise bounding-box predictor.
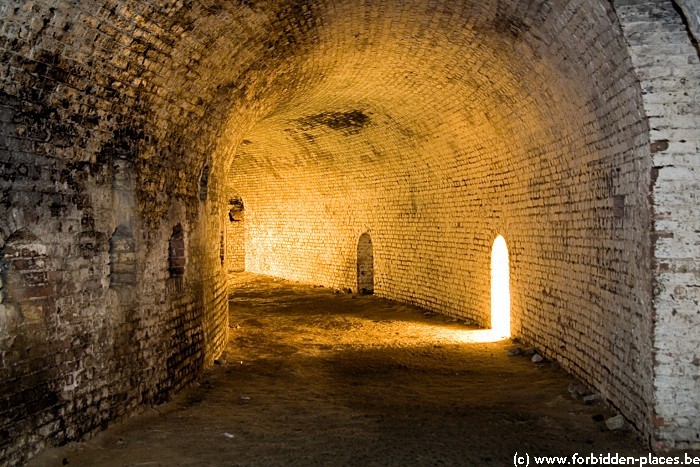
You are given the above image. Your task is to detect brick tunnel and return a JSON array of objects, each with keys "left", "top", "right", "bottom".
[{"left": 0, "top": 0, "right": 699, "bottom": 463}]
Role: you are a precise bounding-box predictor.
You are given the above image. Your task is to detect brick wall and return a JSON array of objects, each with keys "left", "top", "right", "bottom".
[
  {"left": 615, "top": 0, "right": 700, "bottom": 450},
  {"left": 676, "top": 0, "right": 700, "bottom": 39}
]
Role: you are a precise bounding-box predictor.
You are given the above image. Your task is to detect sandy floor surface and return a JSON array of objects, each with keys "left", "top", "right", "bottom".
[{"left": 30, "top": 273, "right": 654, "bottom": 466}]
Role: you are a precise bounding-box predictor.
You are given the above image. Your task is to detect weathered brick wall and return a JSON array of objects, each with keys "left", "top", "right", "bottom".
[
  {"left": 229, "top": 0, "right": 657, "bottom": 444},
  {"left": 0, "top": 1, "right": 235, "bottom": 463},
  {"left": 615, "top": 0, "right": 700, "bottom": 450},
  {"left": 676, "top": 0, "right": 700, "bottom": 40}
]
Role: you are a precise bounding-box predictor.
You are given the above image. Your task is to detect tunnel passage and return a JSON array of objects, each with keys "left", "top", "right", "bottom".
[
  {"left": 229, "top": 0, "right": 659, "bottom": 441},
  {"left": 226, "top": 0, "right": 698, "bottom": 452},
  {"left": 0, "top": 0, "right": 698, "bottom": 463}
]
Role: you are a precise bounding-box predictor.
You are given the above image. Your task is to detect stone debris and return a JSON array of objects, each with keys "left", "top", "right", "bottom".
[
  {"left": 605, "top": 415, "right": 627, "bottom": 431},
  {"left": 583, "top": 393, "right": 603, "bottom": 405},
  {"left": 507, "top": 348, "right": 522, "bottom": 356},
  {"left": 568, "top": 383, "right": 588, "bottom": 400},
  {"left": 531, "top": 354, "right": 544, "bottom": 363}
]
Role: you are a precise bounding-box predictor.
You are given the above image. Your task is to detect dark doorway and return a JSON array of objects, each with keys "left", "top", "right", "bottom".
[{"left": 357, "top": 232, "right": 374, "bottom": 294}]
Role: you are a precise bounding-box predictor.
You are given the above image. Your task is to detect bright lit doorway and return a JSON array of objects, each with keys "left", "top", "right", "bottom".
[{"left": 491, "top": 235, "right": 511, "bottom": 337}]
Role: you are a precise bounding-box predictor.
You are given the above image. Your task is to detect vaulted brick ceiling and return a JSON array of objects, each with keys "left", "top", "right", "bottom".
[{"left": 223, "top": 0, "right": 639, "bottom": 196}]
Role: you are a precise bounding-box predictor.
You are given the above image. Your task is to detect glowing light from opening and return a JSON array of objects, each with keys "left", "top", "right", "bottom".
[{"left": 491, "top": 235, "right": 511, "bottom": 338}]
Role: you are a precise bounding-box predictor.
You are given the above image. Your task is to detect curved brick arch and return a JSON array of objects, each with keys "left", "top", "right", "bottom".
[{"left": 0, "top": 0, "right": 697, "bottom": 462}]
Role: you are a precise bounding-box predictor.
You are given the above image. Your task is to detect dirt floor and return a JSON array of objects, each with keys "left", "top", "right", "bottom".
[{"left": 30, "top": 272, "right": 653, "bottom": 466}]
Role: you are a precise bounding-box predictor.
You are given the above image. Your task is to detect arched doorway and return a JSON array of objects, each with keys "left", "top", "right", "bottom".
[
  {"left": 357, "top": 232, "right": 374, "bottom": 294},
  {"left": 491, "top": 235, "right": 510, "bottom": 337},
  {"left": 227, "top": 195, "right": 246, "bottom": 272}
]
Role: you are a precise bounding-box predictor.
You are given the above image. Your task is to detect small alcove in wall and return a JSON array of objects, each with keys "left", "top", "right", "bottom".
[
  {"left": 0, "top": 229, "right": 49, "bottom": 325},
  {"left": 357, "top": 232, "right": 374, "bottom": 295},
  {"left": 109, "top": 225, "right": 136, "bottom": 288},
  {"left": 169, "top": 224, "right": 186, "bottom": 279},
  {"left": 199, "top": 165, "right": 210, "bottom": 202}
]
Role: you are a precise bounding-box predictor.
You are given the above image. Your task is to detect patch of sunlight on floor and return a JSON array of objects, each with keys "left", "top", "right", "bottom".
[
  {"left": 391, "top": 321, "right": 510, "bottom": 345},
  {"left": 435, "top": 328, "right": 510, "bottom": 343}
]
